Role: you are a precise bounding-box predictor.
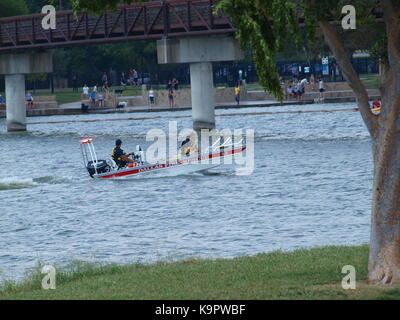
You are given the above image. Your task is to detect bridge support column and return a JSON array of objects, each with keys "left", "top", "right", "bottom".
[
  {"left": 190, "top": 62, "right": 215, "bottom": 131},
  {"left": 5, "top": 74, "right": 26, "bottom": 131},
  {"left": 0, "top": 52, "right": 53, "bottom": 132},
  {"left": 157, "top": 36, "right": 244, "bottom": 133}
]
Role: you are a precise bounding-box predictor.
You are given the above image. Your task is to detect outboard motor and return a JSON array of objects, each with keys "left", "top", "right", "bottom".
[
  {"left": 80, "top": 138, "right": 112, "bottom": 178},
  {"left": 86, "top": 160, "right": 111, "bottom": 177}
]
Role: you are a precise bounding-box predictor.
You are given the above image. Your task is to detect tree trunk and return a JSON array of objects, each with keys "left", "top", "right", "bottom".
[
  {"left": 367, "top": 0, "right": 400, "bottom": 284},
  {"left": 369, "top": 153, "right": 400, "bottom": 284},
  {"left": 368, "top": 91, "right": 400, "bottom": 284},
  {"left": 318, "top": 13, "right": 400, "bottom": 285}
]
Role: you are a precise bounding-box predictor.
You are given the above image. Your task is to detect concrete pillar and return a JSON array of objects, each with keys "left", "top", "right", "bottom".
[
  {"left": 5, "top": 74, "right": 26, "bottom": 131},
  {"left": 157, "top": 36, "right": 244, "bottom": 132},
  {"left": 0, "top": 52, "right": 53, "bottom": 132},
  {"left": 190, "top": 62, "right": 215, "bottom": 131}
]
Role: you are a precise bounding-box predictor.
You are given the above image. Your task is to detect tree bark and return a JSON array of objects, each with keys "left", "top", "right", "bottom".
[
  {"left": 367, "top": 0, "right": 400, "bottom": 284},
  {"left": 368, "top": 93, "right": 400, "bottom": 284}
]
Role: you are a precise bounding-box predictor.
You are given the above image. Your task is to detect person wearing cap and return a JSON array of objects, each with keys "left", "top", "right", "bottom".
[
  {"left": 181, "top": 136, "right": 192, "bottom": 156},
  {"left": 111, "top": 139, "right": 136, "bottom": 168}
]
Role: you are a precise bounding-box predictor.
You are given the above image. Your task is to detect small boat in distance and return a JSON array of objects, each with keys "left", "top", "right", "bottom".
[{"left": 80, "top": 138, "right": 246, "bottom": 180}]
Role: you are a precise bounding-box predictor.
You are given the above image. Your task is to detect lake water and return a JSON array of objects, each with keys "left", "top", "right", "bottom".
[{"left": 0, "top": 102, "right": 373, "bottom": 282}]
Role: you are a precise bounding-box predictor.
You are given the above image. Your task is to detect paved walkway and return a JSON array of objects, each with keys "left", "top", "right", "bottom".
[{"left": 54, "top": 97, "right": 345, "bottom": 115}]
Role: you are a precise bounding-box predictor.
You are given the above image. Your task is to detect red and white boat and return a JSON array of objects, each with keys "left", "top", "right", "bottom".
[{"left": 80, "top": 138, "right": 246, "bottom": 180}]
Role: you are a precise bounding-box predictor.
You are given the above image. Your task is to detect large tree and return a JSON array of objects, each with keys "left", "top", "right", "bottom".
[
  {"left": 71, "top": 0, "right": 397, "bottom": 285},
  {"left": 221, "top": 0, "right": 398, "bottom": 285}
]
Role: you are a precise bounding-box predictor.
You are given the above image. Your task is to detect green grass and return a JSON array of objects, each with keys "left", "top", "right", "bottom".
[
  {"left": 33, "top": 88, "right": 82, "bottom": 105},
  {"left": 21, "top": 86, "right": 145, "bottom": 106},
  {"left": 1, "top": 245, "right": 399, "bottom": 300},
  {"left": 360, "top": 74, "right": 381, "bottom": 89},
  {"left": 246, "top": 83, "right": 266, "bottom": 91}
]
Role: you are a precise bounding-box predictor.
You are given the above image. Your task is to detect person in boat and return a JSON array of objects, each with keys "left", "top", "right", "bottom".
[
  {"left": 112, "top": 139, "right": 136, "bottom": 168},
  {"left": 181, "top": 136, "right": 191, "bottom": 156}
]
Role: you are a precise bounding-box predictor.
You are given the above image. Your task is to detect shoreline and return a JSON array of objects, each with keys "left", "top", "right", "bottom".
[{"left": 0, "top": 95, "right": 380, "bottom": 119}]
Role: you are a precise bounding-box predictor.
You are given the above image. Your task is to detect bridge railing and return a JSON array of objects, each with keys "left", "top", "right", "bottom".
[{"left": 0, "top": 0, "right": 235, "bottom": 53}]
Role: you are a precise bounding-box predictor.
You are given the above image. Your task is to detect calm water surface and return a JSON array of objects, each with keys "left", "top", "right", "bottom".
[{"left": 0, "top": 103, "right": 373, "bottom": 282}]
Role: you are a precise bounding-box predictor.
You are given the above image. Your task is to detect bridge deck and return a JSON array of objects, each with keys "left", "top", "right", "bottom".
[{"left": 0, "top": 0, "right": 235, "bottom": 53}]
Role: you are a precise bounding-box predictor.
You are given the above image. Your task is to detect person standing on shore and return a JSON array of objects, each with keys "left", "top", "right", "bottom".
[
  {"left": 148, "top": 88, "right": 155, "bottom": 108},
  {"left": 26, "top": 92, "right": 34, "bottom": 109},
  {"left": 318, "top": 78, "right": 325, "bottom": 103},
  {"left": 168, "top": 90, "right": 175, "bottom": 108},
  {"left": 167, "top": 80, "right": 173, "bottom": 92},
  {"left": 98, "top": 93, "right": 105, "bottom": 108},
  {"left": 310, "top": 74, "right": 315, "bottom": 90},
  {"left": 102, "top": 73, "right": 108, "bottom": 88},
  {"left": 120, "top": 72, "right": 127, "bottom": 87},
  {"left": 82, "top": 84, "right": 89, "bottom": 100},
  {"left": 133, "top": 69, "right": 139, "bottom": 86},
  {"left": 173, "top": 78, "right": 179, "bottom": 91},
  {"left": 128, "top": 69, "right": 134, "bottom": 85},
  {"left": 235, "top": 84, "right": 241, "bottom": 106},
  {"left": 90, "top": 90, "right": 97, "bottom": 108},
  {"left": 296, "top": 80, "right": 303, "bottom": 102}
]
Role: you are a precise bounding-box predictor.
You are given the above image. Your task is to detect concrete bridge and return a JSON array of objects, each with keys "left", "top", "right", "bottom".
[{"left": 0, "top": 0, "right": 243, "bottom": 132}]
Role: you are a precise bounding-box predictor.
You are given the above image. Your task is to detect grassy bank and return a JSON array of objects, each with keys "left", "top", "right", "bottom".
[
  {"left": 20, "top": 86, "right": 144, "bottom": 105},
  {"left": 1, "top": 245, "right": 400, "bottom": 300}
]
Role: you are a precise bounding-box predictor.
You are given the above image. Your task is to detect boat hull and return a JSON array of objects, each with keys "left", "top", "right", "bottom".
[{"left": 92, "top": 147, "right": 245, "bottom": 180}]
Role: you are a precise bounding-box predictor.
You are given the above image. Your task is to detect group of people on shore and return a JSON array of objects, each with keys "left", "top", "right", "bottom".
[
  {"left": 146, "top": 78, "right": 180, "bottom": 109},
  {"left": 120, "top": 69, "right": 140, "bottom": 87},
  {"left": 286, "top": 75, "right": 325, "bottom": 102},
  {"left": 82, "top": 84, "right": 107, "bottom": 108}
]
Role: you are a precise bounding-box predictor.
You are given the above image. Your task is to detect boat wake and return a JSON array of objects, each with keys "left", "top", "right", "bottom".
[
  {"left": 0, "top": 176, "right": 72, "bottom": 191},
  {"left": 32, "top": 176, "right": 72, "bottom": 184},
  {"left": 0, "top": 177, "right": 38, "bottom": 191}
]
